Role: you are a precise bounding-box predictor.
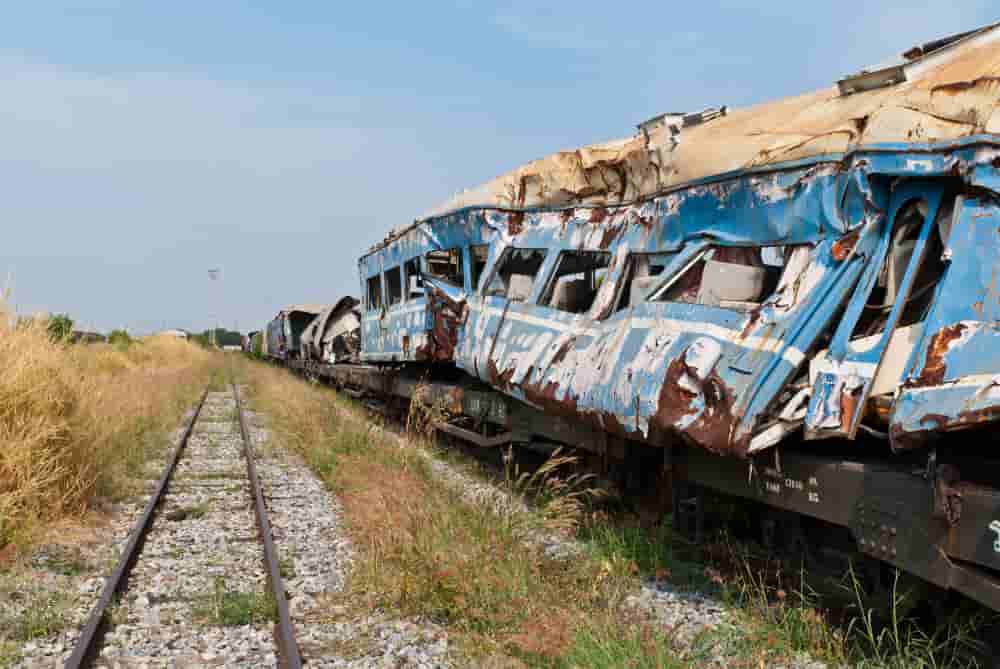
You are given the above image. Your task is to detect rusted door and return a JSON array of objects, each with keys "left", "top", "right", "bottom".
[{"left": 805, "top": 181, "right": 946, "bottom": 440}]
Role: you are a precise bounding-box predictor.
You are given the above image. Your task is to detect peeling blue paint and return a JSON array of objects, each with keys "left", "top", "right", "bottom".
[{"left": 355, "top": 137, "right": 1000, "bottom": 455}]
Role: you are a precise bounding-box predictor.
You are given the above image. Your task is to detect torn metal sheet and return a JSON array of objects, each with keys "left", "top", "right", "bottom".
[
  {"left": 420, "top": 24, "right": 1000, "bottom": 214},
  {"left": 355, "top": 24, "right": 1000, "bottom": 456}
]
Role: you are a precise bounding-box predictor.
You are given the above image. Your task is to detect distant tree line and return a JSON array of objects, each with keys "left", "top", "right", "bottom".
[{"left": 191, "top": 328, "right": 242, "bottom": 348}]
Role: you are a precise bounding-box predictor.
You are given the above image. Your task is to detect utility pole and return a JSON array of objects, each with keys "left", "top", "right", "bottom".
[{"left": 208, "top": 268, "right": 221, "bottom": 348}]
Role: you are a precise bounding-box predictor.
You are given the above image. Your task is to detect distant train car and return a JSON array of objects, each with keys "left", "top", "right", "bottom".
[
  {"left": 265, "top": 305, "right": 325, "bottom": 361},
  {"left": 242, "top": 330, "right": 260, "bottom": 354},
  {"left": 300, "top": 297, "right": 361, "bottom": 364}
]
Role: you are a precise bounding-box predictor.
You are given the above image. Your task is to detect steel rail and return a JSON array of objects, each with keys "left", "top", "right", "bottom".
[
  {"left": 232, "top": 381, "right": 303, "bottom": 669},
  {"left": 65, "top": 386, "right": 210, "bottom": 669}
]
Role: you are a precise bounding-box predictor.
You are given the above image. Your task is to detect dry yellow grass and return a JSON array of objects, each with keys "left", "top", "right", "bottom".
[{"left": 0, "top": 306, "right": 216, "bottom": 551}]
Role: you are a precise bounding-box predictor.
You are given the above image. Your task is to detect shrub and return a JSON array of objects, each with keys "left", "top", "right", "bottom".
[
  {"left": 108, "top": 329, "right": 132, "bottom": 350},
  {"left": 46, "top": 314, "right": 74, "bottom": 342}
]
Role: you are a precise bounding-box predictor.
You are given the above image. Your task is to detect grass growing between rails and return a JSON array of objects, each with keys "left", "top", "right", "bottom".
[
  {"left": 0, "top": 307, "right": 218, "bottom": 553},
  {"left": 192, "top": 577, "right": 277, "bottom": 626}
]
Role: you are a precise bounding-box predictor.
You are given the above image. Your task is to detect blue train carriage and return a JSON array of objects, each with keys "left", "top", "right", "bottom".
[
  {"left": 265, "top": 304, "right": 326, "bottom": 361},
  {"left": 414, "top": 22, "right": 1000, "bottom": 458},
  {"left": 358, "top": 217, "right": 491, "bottom": 363}
]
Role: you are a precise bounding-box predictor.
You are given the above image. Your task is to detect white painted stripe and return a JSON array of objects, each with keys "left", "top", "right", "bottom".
[
  {"left": 809, "top": 354, "right": 878, "bottom": 380},
  {"left": 484, "top": 308, "right": 807, "bottom": 368},
  {"left": 902, "top": 373, "right": 1000, "bottom": 393}
]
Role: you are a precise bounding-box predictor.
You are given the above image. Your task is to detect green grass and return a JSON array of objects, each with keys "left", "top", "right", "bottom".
[
  {"left": 193, "top": 577, "right": 277, "bottom": 626},
  {"left": 165, "top": 501, "right": 210, "bottom": 522},
  {"left": 552, "top": 622, "right": 685, "bottom": 669},
  {"left": 35, "top": 546, "right": 89, "bottom": 577},
  {"left": 207, "top": 368, "right": 229, "bottom": 392},
  {"left": 278, "top": 555, "right": 295, "bottom": 580},
  {"left": 0, "top": 642, "right": 21, "bottom": 669},
  {"left": 580, "top": 518, "right": 713, "bottom": 592},
  {"left": 0, "top": 591, "right": 69, "bottom": 643}
]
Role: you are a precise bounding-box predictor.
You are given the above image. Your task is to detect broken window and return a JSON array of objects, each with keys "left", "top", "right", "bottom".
[
  {"left": 403, "top": 257, "right": 423, "bottom": 299},
  {"left": 470, "top": 245, "right": 489, "bottom": 292},
  {"left": 425, "top": 248, "right": 465, "bottom": 287},
  {"left": 613, "top": 252, "right": 675, "bottom": 312},
  {"left": 385, "top": 266, "right": 403, "bottom": 306},
  {"left": 483, "top": 248, "right": 548, "bottom": 302},
  {"left": 540, "top": 251, "right": 611, "bottom": 314},
  {"left": 366, "top": 275, "right": 382, "bottom": 311},
  {"left": 650, "top": 245, "right": 785, "bottom": 311},
  {"left": 850, "top": 198, "right": 948, "bottom": 339}
]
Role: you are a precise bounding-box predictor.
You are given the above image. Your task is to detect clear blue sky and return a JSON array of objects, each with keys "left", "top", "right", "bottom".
[{"left": 2, "top": 1, "right": 995, "bottom": 334}]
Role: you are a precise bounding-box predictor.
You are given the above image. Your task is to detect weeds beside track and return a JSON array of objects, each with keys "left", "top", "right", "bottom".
[
  {"left": 0, "top": 311, "right": 216, "bottom": 554},
  {"left": 243, "top": 358, "right": 997, "bottom": 669}
]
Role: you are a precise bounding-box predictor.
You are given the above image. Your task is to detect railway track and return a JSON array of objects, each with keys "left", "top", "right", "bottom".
[{"left": 64, "top": 382, "right": 302, "bottom": 669}]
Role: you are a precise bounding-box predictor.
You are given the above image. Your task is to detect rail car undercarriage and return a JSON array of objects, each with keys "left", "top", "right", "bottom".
[{"left": 283, "top": 358, "right": 1000, "bottom": 615}]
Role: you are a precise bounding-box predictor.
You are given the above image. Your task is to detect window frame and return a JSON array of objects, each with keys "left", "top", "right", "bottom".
[
  {"left": 366, "top": 274, "right": 383, "bottom": 312},
  {"left": 469, "top": 244, "right": 490, "bottom": 293},
  {"left": 424, "top": 247, "right": 465, "bottom": 288},
  {"left": 385, "top": 265, "right": 403, "bottom": 307},
  {"left": 537, "top": 249, "right": 612, "bottom": 314},
  {"left": 611, "top": 251, "right": 676, "bottom": 313},
  {"left": 480, "top": 247, "right": 549, "bottom": 302},
  {"left": 645, "top": 243, "right": 789, "bottom": 311},
  {"left": 402, "top": 256, "right": 423, "bottom": 301},
  {"left": 646, "top": 247, "right": 713, "bottom": 304}
]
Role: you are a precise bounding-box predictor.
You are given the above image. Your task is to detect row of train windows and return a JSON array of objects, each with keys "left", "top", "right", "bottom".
[
  {"left": 366, "top": 244, "right": 791, "bottom": 315},
  {"left": 366, "top": 247, "right": 490, "bottom": 311},
  {"left": 483, "top": 247, "right": 786, "bottom": 314}
]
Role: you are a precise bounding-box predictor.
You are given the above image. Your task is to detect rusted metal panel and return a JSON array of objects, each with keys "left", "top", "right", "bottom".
[
  {"left": 421, "top": 25, "right": 1000, "bottom": 214},
  {"left": 805, "top": 182, "right": 946, "bottom": 441},
  {"left": 890, "top": 195, "right": 1000, "bottom": 448},
  {"left": 347, "top": 24, "right": 1000, "bottom": 457},
  {"left": 359, "top": 214, "right": 489, "bottom": 363},
  {"left": 411, "top": 138, "right": 1000, "bottom": 456},
  {"left": 301, "top": 297, "right": 361, "bottom": 364}
]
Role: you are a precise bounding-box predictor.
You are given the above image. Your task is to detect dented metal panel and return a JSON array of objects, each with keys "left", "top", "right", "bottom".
[
  {"left": 891, "top": 196, "right": 1000, "bottom": 448},
  {"left": 422, "top": 24, "right": 1000, "bottom": 214},
  {"left": 351, "top": 24, "right": 1000, "bottom": 457},
  {"left": 401, "top": 137, "right": 1000, "bottom": 456},
  {"left": 359, "top": 214, "right": 489, "bottom": 363},
  {"left": 805, "top": 182, "right": 946, "bottom": 440}
]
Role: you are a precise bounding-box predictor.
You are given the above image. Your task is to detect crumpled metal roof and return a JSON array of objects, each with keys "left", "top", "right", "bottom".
[
  {"left": 282, "top": 304, "right": 326, "bottom": 316},
  {"left": 422, "top": 22, "right": 1000, "bottom": 217}
]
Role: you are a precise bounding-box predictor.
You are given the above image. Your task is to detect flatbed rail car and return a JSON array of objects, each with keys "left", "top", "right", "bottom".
[{"left": 282, "top": 23, "right": 1000, "bottom": 615}]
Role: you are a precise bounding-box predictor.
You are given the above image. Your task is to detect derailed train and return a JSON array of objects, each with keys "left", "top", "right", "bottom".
[{"left": 263, "top": 24, "right": 1000, "bottom": 615}]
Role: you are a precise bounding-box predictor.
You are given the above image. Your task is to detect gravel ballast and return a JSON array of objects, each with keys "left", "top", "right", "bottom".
[{"left": 244, "top": 402, "right": 451, "bottom": 668}]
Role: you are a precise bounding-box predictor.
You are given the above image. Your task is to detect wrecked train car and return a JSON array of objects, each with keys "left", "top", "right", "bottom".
[
  {"left": 338, "top": 23, "right": 1000, "bottom": 612},
  {"left": 265, "top": 304, "right": 325, "bottom": 361},
  {"left": 359, "top": 217, "right": 491, "bottom": 363},
  {"left": 397, "top": 22, "right": 1000, "bottom": 458},
  {"left": 276, "top": 23, "right": 1000, "bottom": 615},
  {"left": 300, "top": 297, "right": 362, "bottom": 364}
]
